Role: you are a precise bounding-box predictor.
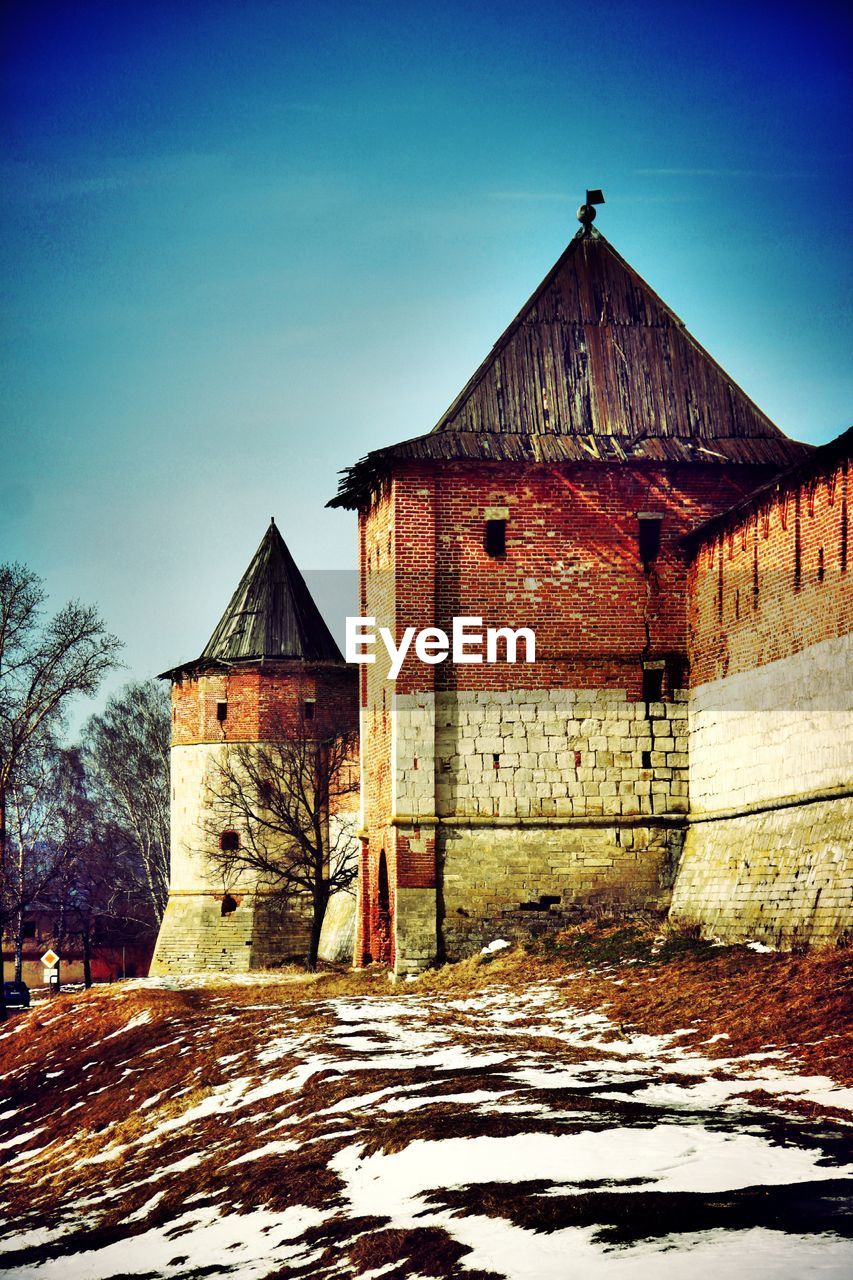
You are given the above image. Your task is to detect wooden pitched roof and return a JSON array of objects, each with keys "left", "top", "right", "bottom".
[
  {"left": 160, "top": 520, "right": 343, "bottom": 678},
  {"left": 329, "top": 226, "right": 806, "bottom": 509}
]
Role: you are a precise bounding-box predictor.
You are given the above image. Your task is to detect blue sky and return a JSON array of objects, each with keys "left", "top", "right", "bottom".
[{"left": 1, "top": 0, "right": 850, "bottom": 729}]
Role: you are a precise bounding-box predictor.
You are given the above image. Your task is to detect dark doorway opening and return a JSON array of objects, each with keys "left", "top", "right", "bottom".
[{"left": 377, "top": 850, "right": 392, "bottom": 967}]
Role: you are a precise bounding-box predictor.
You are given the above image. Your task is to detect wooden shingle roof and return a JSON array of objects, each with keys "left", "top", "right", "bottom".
[
  {"left": 329, "top": 226, "right": 806, "bottom": 509},
  {"left": 160, "top": 520, "right": 343, "bottom": 678}
]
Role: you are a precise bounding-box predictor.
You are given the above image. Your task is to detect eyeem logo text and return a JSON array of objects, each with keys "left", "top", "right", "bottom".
[{"left": 346, "top": 616, "right": 536, "bottom": 680}]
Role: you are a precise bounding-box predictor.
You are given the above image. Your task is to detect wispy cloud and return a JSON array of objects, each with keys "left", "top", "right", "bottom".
[
  {"left": 1, "top": 152, "right": 228, "bottom": 203},
  {"left": 635, "top": 167, "right": 812, "bottom": 178}
]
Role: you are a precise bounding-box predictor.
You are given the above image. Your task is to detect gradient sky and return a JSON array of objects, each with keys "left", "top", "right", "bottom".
[{"left": 1, "top": 0, "right": 851, "bottom": 732}]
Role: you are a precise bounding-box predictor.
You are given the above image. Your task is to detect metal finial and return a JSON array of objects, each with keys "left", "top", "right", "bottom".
[
  {"left": 270, "top": 515, "right": 276, "bottom": 525},
  {"left": 577, "top": 188, "right": 605, "bottom": 233}
]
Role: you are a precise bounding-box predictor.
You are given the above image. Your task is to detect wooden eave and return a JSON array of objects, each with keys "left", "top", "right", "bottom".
[{"left": 328, "top": 227, "right": 807, "bottom": 511}]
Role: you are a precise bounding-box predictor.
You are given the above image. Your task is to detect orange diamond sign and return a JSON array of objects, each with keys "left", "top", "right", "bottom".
[{"left": 40, "top": 950, "right": 59, "bottom": 969}]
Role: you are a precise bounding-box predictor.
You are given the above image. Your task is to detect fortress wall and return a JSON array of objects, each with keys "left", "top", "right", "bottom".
[
  {"left": 357, "top": 482, "right": 400, "bottom": 969},
  {"left": 169, "top": 742, "right": 234, "bottom": 892},
  {"left": 395, "top": 688, "right": 687, "bottom": 961},
  {"left": 671, "top": 448, "right": 852, "bottom": 947},
  {"left": 358, "top": 462, "right": 771, "bottom": 974},
  {"left": 150, "top": 893, "right": 256, "bottom": 975}
]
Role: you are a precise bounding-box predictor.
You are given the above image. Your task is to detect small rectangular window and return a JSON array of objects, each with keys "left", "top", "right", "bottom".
[
  {"left": 303, "top": 700, "right": 315, "bottom": 721},
  {"left": 219, "top": 830, "right": 240, "bottom": 852},
  {"left": 638, "top": 513, "right": 663, "bottom": 568},
  {"left": 485, "top": 519, "right": 506, "bottom": 557},
  {"left": 216, "top": 701, "right": 228, "bottom": 722},
  {"left": 22, "top": 919, "right": 36, "bottom": 940}
]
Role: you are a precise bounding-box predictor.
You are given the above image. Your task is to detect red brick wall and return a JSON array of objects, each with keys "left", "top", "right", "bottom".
[
  {"left": 366, "top": 461, "right": 777, "bottom": 697},
  {"left": 171, "top": 664, "right": 358, "bottom": 746},
  {"left": 358, "top": 482, "right": 398, "bottom": 965},
  {"left": 688, "top": 456, "right": 850, "bottom": 686}
]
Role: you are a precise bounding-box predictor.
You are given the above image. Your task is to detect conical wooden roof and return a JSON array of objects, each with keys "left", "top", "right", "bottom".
[
  {"left": 161, "top": 521, "right": 343, "bottom": 677},
  {"left": 329, "top": 226, "right": 806, "bottom": 509}
]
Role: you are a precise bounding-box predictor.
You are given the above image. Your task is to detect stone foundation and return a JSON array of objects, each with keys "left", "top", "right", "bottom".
[
  {"left": 150, "top": 891, "right": 313, "bottom": 975},
  {"left": 671, "top": 797, "right": 852, "bottom": 947},
  {"left": 317, "top": 890, "right": 357, "bottom": 964},
  {"left": 440, "top": 820, "right": 682, "bottom": 957}
]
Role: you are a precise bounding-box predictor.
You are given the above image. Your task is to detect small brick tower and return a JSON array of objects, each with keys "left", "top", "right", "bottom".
[
  {"left": 330, "top": 206, "right": 809, "bottom": 976},
  {"left": 150, "top": 519, "right": 357, "bottom": 974}
]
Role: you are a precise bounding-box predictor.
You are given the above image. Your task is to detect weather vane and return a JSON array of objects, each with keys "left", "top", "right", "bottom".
[{"left": 577, "top": 188, "right": 605, "bottom": 233}]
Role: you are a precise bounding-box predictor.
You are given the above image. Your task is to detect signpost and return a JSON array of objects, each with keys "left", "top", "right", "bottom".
[{"left": 40, "top": 949, "right": 60, "bottom": 992}]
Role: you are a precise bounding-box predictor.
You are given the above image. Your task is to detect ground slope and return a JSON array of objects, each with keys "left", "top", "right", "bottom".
[{"left": 0, "top": 936, "right": 851, "bottom": 1279}]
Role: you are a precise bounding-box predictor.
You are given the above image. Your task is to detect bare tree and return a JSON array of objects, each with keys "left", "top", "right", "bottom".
[
  {"left": 2, "top": 736, "right": 71, "bottom": 981},
  {"left": 48, "top": 817, "right": 158, "bottom": 991},
  {"left": 203, "top": 714, "right": 359, "bottom": 971},
  {"left": 82, "top": 681, "right": 170, "bottom": 921},
  {"left": 9, "top": 746, "right": 160, "bottom": 991},
  {"left": 0, "top": 563, "right": 121, "bottom": 1016},
  {"left": 0, "top": 563, "right": 123, "bottom": 901}
]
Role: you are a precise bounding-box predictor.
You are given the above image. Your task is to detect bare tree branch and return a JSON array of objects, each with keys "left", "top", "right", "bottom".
[
  {"left": 200, "top": 708, "right": 358, "bottom": 970},
  {"left": 82, "top": 681, "right": 170, "bottom": 919}
]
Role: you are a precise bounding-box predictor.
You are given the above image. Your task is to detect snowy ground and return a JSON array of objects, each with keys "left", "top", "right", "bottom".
[{"left": 0, "top": 966, "right": 851, "bottom": 1279}]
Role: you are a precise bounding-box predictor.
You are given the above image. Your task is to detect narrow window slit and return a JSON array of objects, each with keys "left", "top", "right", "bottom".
[
  {"left": 485, "top": 519, "right": 506, "bottom": 557},
  {"left": 638, "top": 513, "right": 663, "bottom": 570}
]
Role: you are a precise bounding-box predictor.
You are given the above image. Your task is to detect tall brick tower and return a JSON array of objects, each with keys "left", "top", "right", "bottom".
[
  {"left": 329, "top": 209, "right": 808, "bottom": 976},
  {"left": 150, "top": 519, "right": 357, "bottom": 975}
]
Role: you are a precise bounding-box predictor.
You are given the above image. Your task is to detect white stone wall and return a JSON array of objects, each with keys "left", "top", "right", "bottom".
[
  {"left": 670, "top": 800, "right": 852, "bottom": 947},
  {"left": 392, "top": 692, "right": 436, "bottom": 817},
  {"left": 388, "top": 687, "right": 688, "bottom": 964},
  {"left": 169, "top": 743, "right": 239, "bottom": 891},
  {"left": 392, "top": 689, "right": 689, "bottom": 820},
  {"left": 671, "top": 633, "right": 853, "bottom": 947},
  {"left": 688, "top": 634, "right": 853, "bottom": 812},
  {"left": 395, "top": 886, "right": 438, "bottom": 976}
]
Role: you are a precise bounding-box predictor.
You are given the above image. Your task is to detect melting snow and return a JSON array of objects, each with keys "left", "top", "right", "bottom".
[{"left": 2, "top": 973, "right": 851, "bottom": 1278}]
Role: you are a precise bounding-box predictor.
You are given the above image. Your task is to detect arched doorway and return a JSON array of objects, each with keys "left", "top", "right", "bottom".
[{"left": 376, "top": 850, "right": 392, "bottom": 966}]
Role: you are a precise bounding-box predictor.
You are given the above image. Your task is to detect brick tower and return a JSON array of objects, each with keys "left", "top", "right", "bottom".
[
  {"left": 150, "top": 519, "right": 358, "bottom": 974},
  {"left": 330, "top": 211, "right": 808, "bottom": 976}
]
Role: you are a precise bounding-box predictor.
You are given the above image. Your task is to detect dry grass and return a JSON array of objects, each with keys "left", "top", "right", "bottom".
[
  {"left": 0, "top": 928, "right": 849, "bottom": 1278},
  {"left": 415, "top": 922, "right": 853, "bottom": 1082}
]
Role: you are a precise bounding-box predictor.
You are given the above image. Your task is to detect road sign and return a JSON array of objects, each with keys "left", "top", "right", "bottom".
[{"left": 40, "top": 949, "right": 59, "bottom": 969}]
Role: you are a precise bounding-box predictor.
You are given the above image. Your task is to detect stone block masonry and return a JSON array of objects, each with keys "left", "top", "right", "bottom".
[
  {"left": 672, "top": 440, "right": 852, "bottom": 947},
  {"left": 150, "top": 891, "right": 313, "bottom": 975},
  {"left": 428, "top": 689, "right": 689, "bottom": 822},
  {"left": 671, "top": 799, "right": 851, "bottom": 949},
  {"left": 393, "top": 687, "right": 688, "bottom": 960}
]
